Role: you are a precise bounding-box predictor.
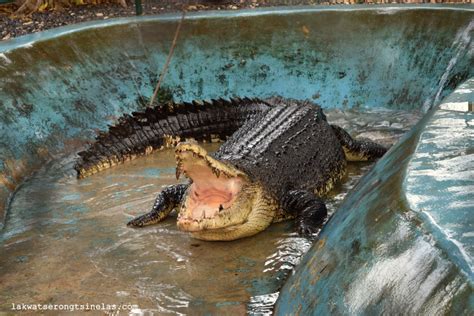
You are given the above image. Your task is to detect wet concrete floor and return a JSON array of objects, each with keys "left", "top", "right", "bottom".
[{"left": 0, "top": 108, "right": 421, "bottom": 314}]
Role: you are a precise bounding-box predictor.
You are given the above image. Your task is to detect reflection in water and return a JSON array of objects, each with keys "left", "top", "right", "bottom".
[{"left": 0, "top": 108, "right": 420, "bottom": 314}]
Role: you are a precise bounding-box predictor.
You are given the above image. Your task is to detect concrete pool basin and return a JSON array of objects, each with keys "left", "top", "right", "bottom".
[
  {"left": 275, "top": 79, "right": 474, "bottom": 315},
  {"left": 0, "top": 5, "right": 473, "bottom": 314}
]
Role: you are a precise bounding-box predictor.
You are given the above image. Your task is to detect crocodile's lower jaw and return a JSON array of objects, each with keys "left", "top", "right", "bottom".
[
  {"left": 177, "top": 183, "right": 257, "bottom": 233},
  {"left": 187, "top": 183, "right": 278, "bottom": 241},
  {"left": 177, "top": 170, "right": 244, "bottom": 230}
]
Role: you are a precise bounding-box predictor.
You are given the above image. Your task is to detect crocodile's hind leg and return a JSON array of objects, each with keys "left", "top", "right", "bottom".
[
  {"left": 331, "top": 125, "right": 387, "bottom": 161},
  {"left": 281, "top": 190, "right": 327, "bottom": 237},
  {"left": 127, "top": 184, "right": 188, "bottom": 227}
]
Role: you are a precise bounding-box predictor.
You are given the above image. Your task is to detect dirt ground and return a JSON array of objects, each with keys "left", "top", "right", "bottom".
[
  {"left": 1, "top": 0, "right": 470, "bottom": 41},
  {"left": 0, "top": 1, "right": 317, "bottom": 40}
]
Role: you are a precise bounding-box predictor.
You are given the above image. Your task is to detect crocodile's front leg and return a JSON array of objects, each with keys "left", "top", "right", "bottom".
[
  {"left": 331, "top": 125, "right": 387, "bottom": 161},
  {"left": 127, "top": 184, "right": 189, "bottom": 227},
  {"left": 281, "top": 190, "right": 327, "bottom": 237}
]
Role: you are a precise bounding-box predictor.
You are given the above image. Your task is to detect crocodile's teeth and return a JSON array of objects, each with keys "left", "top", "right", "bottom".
[
  {"left": 201, "top": 210, "right": 206, "bottom": 219},
  {"left": 212, "top": 167, "right": 221, "bottom": 178},
  {"left": 175, "top": 159, "right": 183, "bottom": 180}
]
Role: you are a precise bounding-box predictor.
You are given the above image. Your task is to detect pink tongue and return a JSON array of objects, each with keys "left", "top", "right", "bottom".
[{"left": 198, "top": 188, "right": 232, "bottom": 201}]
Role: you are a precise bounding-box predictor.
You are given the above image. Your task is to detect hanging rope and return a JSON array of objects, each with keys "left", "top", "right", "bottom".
[{"left": 149, "top": 7, "right": 187, "bottom": 107}]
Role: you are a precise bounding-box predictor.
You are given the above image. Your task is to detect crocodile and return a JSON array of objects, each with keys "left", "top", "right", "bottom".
[{"left": 75, "top": 97, "right": 387, "bottom": 240}]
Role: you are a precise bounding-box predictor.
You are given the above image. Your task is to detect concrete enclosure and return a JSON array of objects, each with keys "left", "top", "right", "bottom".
[{"left": 0, "top": 5, "right": 473, "bottom": 313}]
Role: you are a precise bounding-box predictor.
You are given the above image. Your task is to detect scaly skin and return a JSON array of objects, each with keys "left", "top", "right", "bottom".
[
  {"left": 74, "top": 97, "right": 270, "bottom": 178},
  {"left": 76, "top": 97, "right": 387, "bottom": 240}
]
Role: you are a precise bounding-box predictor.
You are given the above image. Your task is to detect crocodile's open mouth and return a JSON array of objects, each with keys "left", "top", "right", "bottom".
[{"left": 175, "top": 142, "right": 251, "bottom": 232}]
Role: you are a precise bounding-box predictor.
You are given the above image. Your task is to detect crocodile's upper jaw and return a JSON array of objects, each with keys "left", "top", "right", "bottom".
[{"left": 175, "top": 142, "right": 275, "bottom": 241}]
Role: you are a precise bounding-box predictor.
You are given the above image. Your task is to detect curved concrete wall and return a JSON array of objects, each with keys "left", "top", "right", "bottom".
[
  {"left": 0, "top": 7, "right": 472, "bottom": 223},
  {"left": 275, "top": 79, "right": 473, "bottom": 314}
]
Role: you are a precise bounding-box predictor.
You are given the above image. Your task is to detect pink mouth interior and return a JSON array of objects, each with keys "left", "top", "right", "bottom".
[{"left": 181, "top": 157, "right": 243, "bottom": 220}]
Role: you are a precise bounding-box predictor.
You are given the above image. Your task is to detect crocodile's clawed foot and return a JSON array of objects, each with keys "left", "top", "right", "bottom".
[
  {"left": 297, "top": 224, "right": 321, "bottom": 239},
  {"left": 127, "top": 184, "right": 188, "bottom": 229},
  {"left": 127, "top": 216, "right": 146, "bottom": 228}
]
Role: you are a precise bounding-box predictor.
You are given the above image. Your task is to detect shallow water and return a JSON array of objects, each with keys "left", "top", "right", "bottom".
[{"left": 0, "top": 108, "right": 421, "bottom": 314}]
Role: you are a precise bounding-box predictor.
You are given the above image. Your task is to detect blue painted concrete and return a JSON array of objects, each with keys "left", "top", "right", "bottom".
[
  {"left": 275, "top": 80, "right": 474, "bottom": 314},
  {"left": 404, "top": 78, "right": 474, "bottom": 279},
  {"left": 0, "top": 7, "right": 473, "bottom": 311},
  {"left": 0, "top": 8, "right": 471, "bottom": 192}
]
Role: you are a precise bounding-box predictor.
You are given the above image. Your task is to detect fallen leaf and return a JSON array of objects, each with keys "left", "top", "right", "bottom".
[
  {"left": 302, "top": 25, "right": 310, "bottom": 36},
  {"left": 38, "top": 2, "right": 48, "bottom": 12}
]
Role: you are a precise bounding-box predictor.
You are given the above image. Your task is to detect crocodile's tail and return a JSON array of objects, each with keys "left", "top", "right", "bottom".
[{"left": 74, "top": 97, "right": 270, "bottom": 178}]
